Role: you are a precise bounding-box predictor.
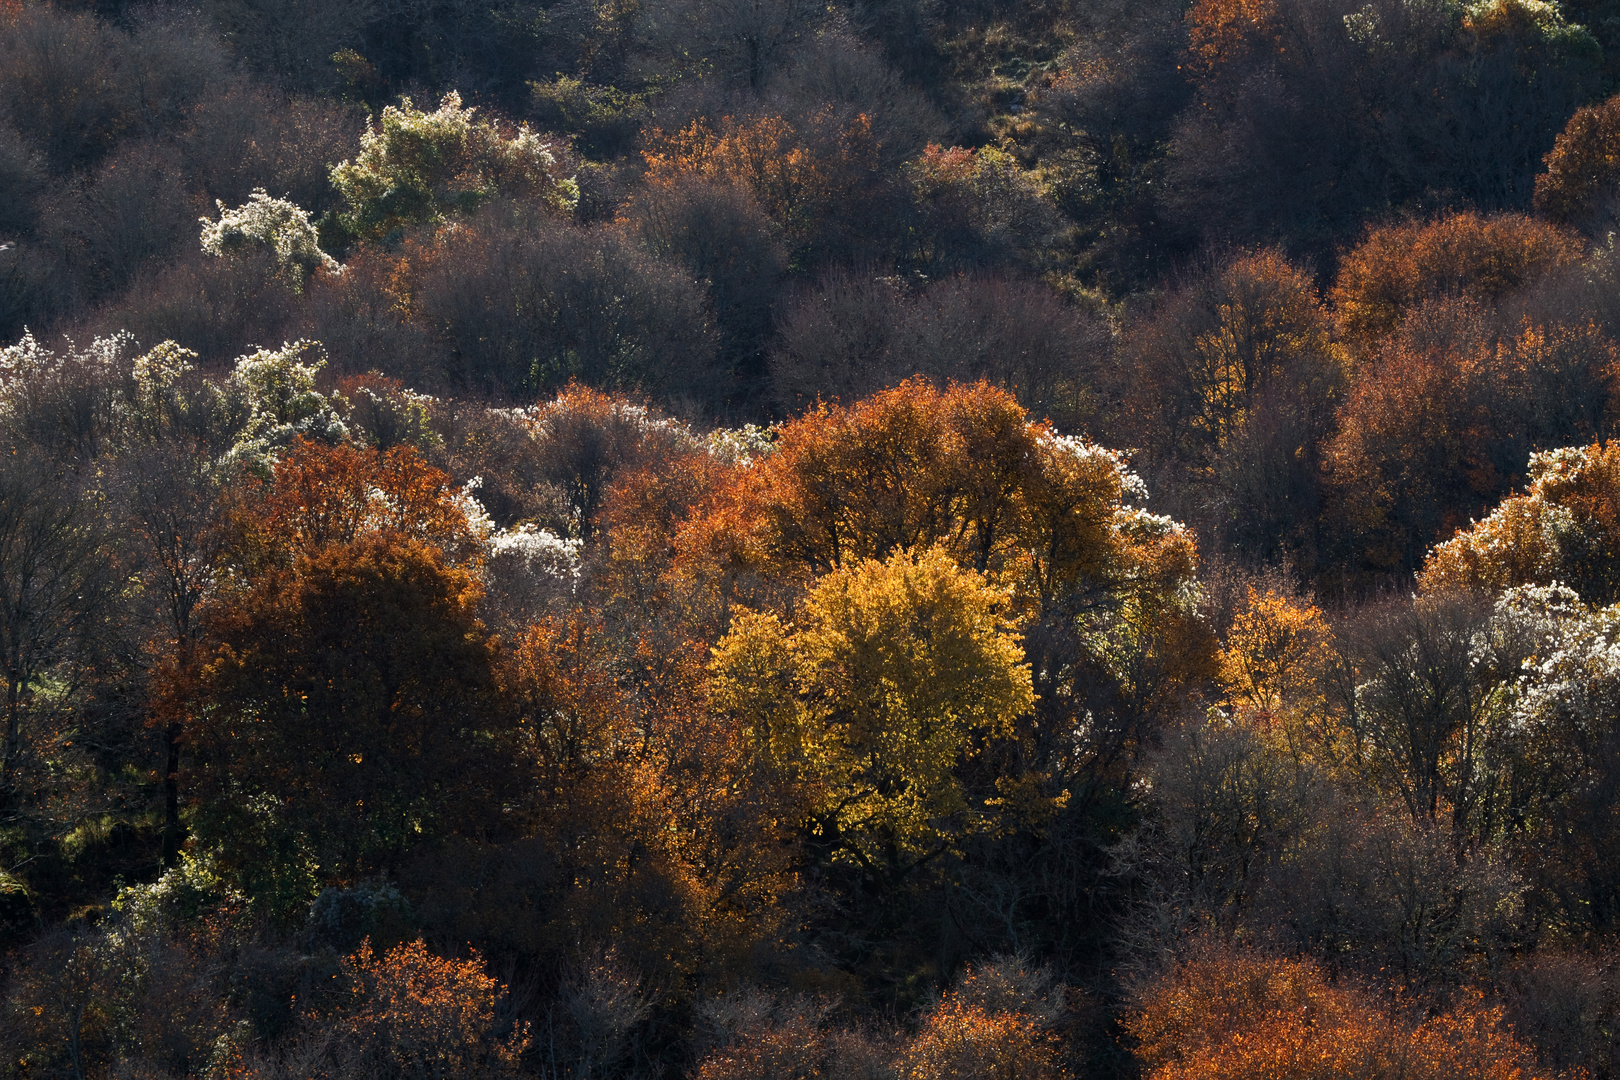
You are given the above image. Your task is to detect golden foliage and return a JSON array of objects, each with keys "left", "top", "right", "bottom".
[
  {"left": 1217, "top": 587, "right": 1341, "bottom": 764},
  {"left": 710, "top": 547, "right": 1037, "bottom": 876},
  {"left": 899, "top": 995, "right": 1066, "bottom": 1080}
]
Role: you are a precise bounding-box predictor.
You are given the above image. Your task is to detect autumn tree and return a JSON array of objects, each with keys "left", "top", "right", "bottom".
[
  {"left": 179, "top": 440, "right": 511, "bottom": 912},
  {"left": 1536, "top": 86, "right": 1620, "bottom": 230},
  {"left": 641, "top": 109, "right": 889, "bottom": 262},
  {"left": 1122, "top": 249, "right": 1343, "bottom": 566},
  {"left": 1128, "top": 941, "right": 1548, "bottom": 1080},
  {"left": 478, "top": 615, "right": 798, "bottom": 984},
  {"left": 1323, "top": 299, "right": 1620, "bottom": 577},
  {"left": 1331, "top": 211, "right": 1581, "bottom": 343},
  {"left": 227, "top": 438, "right": 477, "bottom": 567},
  {"left": 1423, "top": 441, "right": 1620, "bottom": 605},
  {"left": 1216, "top": 586, "right": 1341, "bottom": 766},
  {"left": 327, "top": 938, "right": 528, "bottom": 1078},
  {"left": 710, "top": 547, "right": 1036, "bottom": 886},
  {"left": 190, "top": 535, "right": 504, "bottom": 913},
  {"left": 898, "top": 957, "right": 1069, "bottom": 1080},
  {"left": 681, "top": 380, "right": 1208, "bottom": 795}
]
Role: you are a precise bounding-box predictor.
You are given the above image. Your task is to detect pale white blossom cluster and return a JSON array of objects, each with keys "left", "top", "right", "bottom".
[
  {"left": 455, "top": 477, "right": 582, "bottom": 582},
  {"left": 705, "top": 423, "right": 778, "bottom": 466},
  {"left": 1114, "top": 507, "right": 1187, "bottom": 544},
  {"left": 1040, "top": 429, "right": 1150, "bottom": 502},
  {"left": 220, "top": 341, "right": 349, "bottom": 469},
  {"left": 199, "top": 189, "right": 339, "bottom": 288},
  {"left": 1496, "top": 584, "right": 1620, "bottom": 745},
  {"left": 0, "top": 329, "right": 133, "bottom": 391},
  {"left": 490, "top": 523, "right": 583, "bottom": 579},
  {"left": 0, "top": 331, "right": 198, "bottom": 435}
]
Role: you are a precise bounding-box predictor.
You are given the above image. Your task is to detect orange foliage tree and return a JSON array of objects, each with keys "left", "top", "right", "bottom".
[
  {"left": 899, "top": 994, "right": 1066, "bottom": 1080},
  {"left": 1422, "top": 441, "right": 1620, "bottom": 603},
  {"left": 190, "top": 536, "right": 505, "bottom": 913},
  {"left": 1536, "top": 89, "right": 1620, "bottom": 227},
  {"left": 404, "top": 605, "right": 799, "bottom": 987},
  {"left": 179, "top": 440, "right": 516, "bottom": 914},
  {"left": 1330, "top": 212, "right": 1581, "bottom": 343},
  {"left": 642, "top": 110, "right": 883, "bottom": 255},
  {"left": 1186, "top": 0, "right": 1281, "bottom": 84},
  {"left": 1329, "top": 302, "right": 1620, "bottom": 577},
  {"left": 1217, "top": 586, "right": 1342, "bottom": 766},
  {"left": 327, "top": 938, "right": 528, "bottom": 1078},
  {"left": 1129, "top": 943, "right": 1548, "bottom": 1080},
  {"left": 679, "top": 379, "right": 1210, "bottom": 825},
  {"left": 227, "top": 437, "right": 478, "bottom": 567}
]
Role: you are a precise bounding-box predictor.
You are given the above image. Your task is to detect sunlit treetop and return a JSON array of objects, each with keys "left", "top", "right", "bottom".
[
  {"left": 675, "top": 378, "right": 1195, "bottom": 617},
  {"left": 331, "top": 92, "right": 579, "bottom": 241},
  {"left": 1421, "top": 440, "right": 1620, "bottom": 604},
  {"left": 199, "top": 188, "right": 340, "bottom": 290}
]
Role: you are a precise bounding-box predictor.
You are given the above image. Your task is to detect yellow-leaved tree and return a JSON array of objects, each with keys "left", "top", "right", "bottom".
[
  {"left": 709, "top": 546, "right": 1035, "bottom": 888},
  {"left": 1216, "top": 587, "right": 1343, "bottom": 767}
]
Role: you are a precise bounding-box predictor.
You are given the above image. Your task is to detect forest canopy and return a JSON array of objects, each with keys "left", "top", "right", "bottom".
[{"left": 8, "top": 0, "right": 1620, "bottom": 1076}]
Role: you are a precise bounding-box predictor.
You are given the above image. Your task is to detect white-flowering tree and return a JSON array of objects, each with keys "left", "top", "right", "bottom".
[
  {"left": 221, "top": 341, "right": 349, "bottom": 470},
  {"left": 199, "top": 189, "right": 339, "bottom": 289},
  {"left": 331, "top": 92, "right": 578, "bottom": 240},
  {"left": 1479, "top": 584, "right": 1620, "bottom": 931}
]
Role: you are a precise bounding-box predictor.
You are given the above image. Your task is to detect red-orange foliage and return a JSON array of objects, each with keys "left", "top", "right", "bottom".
[
  {"left": 1328, "top": 299, "right": 1620, "bottom": 575},
  {"left": 192, "top": 535, "right": 500, "bottom": 902},
  {"left": 1186, "top": 0, "right": 1281, "bottom": 82},
  {"left": 680, "top": 379, "right": 1039, "bottom": 578},
  {"left": 1129, "top": 944, "right": 1548, "bottom": 1080},
  {"left": 335, "top": 938, "right": 528, "bottom": 1078},
  {"left": 229, "top": 437, "right": 475, "bottom": 566},
  {"left": 1331, "top": 212, "right": 1581, "bottom": 342},
  {"left": 642, "top": 111, "right": 880, "bottom": 243},
  {"left": 1536, "top": 90, "right": 1620, "bottom": 226},
  {"left": 476, "top": 616, "right": 798, "bottom": 982},
  {"left": 676, "top": 380, "right": 1200, "bottom": 633}
]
